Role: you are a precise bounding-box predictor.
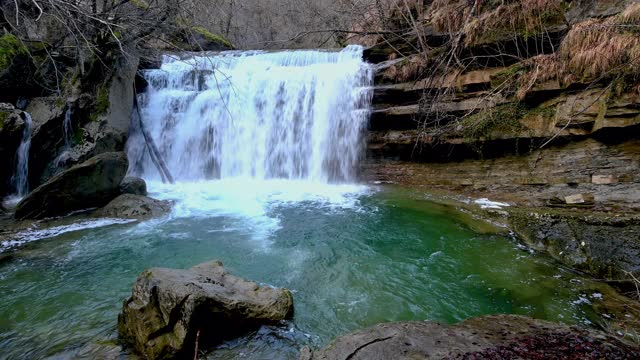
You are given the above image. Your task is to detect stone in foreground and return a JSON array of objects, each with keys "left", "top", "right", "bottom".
[
  {"left": 302, "top": 314, "right": 639, "bottom": 360},
  {"left": 15, "top": 152, "right": 128, "bottom": 219},
  {"left": 94, "top": 194, "right": 171, "bottom": 220},
  {"left": 118, "top": 260, "right": 294, "bottom": 360}
]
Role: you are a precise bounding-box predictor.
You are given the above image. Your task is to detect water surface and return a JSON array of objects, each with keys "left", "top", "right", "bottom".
[{"left": 0, "top": 183, "right": 608, "bottom": 359}]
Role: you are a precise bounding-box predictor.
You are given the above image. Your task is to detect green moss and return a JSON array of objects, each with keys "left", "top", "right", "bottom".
[
  {"left": 191, "top": 26, "right": 234, "bottom": 49},
  {"left": 461, "top": 103, "right": 528, "bottom": 139},
  {"left": 129, "top": 0, "right": 150, "bottom": 10},
  {"left": 96, "top": 85, "right": 109, "bottom": 112},
  {"left": 0, "top": 33, "right": 27, "bottom": 71},
  {"left": 72, "top": 127, "right": 84, "bottom": 144},
  {"left": 0, "top": 111, "right": 8, "bottom": 130},
  {"left": 94, "top": 339, "right": 119, "bottom": 346},
  {"left": 529, "top": 105, "right": 556, "bottom": 120},
  {"left": 90, "top": 84, "right": 110, "bottom": 121}
]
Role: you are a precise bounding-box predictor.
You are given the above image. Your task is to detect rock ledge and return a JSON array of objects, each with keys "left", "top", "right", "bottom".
[{"left": 303, "top": 314, "right": 639, "bottom": 360}]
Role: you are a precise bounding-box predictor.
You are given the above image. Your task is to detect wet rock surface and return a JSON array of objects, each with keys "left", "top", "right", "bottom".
[
  {"left": 94, "top": 194, "right": 170, "bottom": 220},
  {"left": 119, "top": 177, "right": 147, "bottom": 196},
  {"left": 118, "top": 260, "right": 294, "bottom": 360},
  {"left": 15, "top": 152, "right": 128, "bottom": 220},
  {"left": 303, "top": 314, "right": 640, "bottom": 360},
  {"left": 0, "top": 105, "right": 26, "bottom": 197},
  {"left": 507, "top": 208, "right": 640, "bottom": 281}
]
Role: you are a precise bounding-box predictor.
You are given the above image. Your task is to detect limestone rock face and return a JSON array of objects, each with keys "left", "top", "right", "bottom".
[
  {"left": 118, "top": 261, "right": 294, "bottom": 360},
  {"left": 25, "top": 55, "right": 138, "bottom": 189},
  {"left": 303, "top": 314, "right": 639, "bottom": 360},
  {"left": 0, "top": 106, "right": 26, "bottom": 197},
  {"left": 15, "top": 152, "right": 128, "bottom": 219},
  {"left": 508, "top": 208, "right": 640, "bottom": 280},
  {"left": 94, "top": 194, "right": 170, "bottom": 220},
  {"left": 120, "top": 177, "right": 147, "bottom": 196}
]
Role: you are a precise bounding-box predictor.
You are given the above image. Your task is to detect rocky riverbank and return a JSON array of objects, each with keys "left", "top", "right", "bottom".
[
  {"left": 301, "top": 314, "right": 640, "bottom": 359},
  {"left": 356, "top": 0, "right": 640, "bottom": 302}
]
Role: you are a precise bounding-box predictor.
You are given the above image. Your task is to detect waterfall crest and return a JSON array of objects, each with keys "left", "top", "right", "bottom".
[{"left": 127, "top": 46, "right": 373, "bottom": 183}]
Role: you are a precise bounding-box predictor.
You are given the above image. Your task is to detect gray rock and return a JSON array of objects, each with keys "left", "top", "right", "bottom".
[
  {"left": 508, "top": 208, "right": 640, "bottom": 280},
  {"left": 94, "top": 194, "right": 170, "bottom": 220},
  {"left": 118, "top": 260, "right": 294, "bottom": 360},
  {"left": 0, "top": 108, "right": 26, "bottom": 197},
  {"left": 119, "top": 177, "right": 147, "bottom": 196},
  {"left": 305, "top": 314, "right": 639, "bottom": 360},
  {"left": 25, "top": 96, "right": 67, "bottom": 187},
  {"left": 25, "top": 54, "right": 138, "bottom": 189},
  {"left": 15, "top": 152, "right": 128, "bottom": 219}
]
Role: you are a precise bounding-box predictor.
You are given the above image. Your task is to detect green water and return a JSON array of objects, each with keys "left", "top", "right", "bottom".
[{"left": 0, "top": 185, "right": 606, "bottom": 359}]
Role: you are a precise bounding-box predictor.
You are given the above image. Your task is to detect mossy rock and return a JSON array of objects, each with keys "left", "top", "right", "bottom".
[
  {"left": 190, "top": 26, "right": 235, "bottom": 50},
  {"left": 89, "top": 84, "right": 110, "bottom": 122},
  {"left": 460, "top": 103, "right": 528, "bottom": 139},
  {"left": 0, "top": 111, "right": 8, "bottom": 130},
  {"left": 0, "top": 34, "right": 27, "bottom": 71}
]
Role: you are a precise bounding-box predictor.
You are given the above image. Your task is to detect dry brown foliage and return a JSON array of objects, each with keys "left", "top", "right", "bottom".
[
  {"left": 515, "top": 54, "right": 572, "bottom": 99},
  {"left": 560, "top": 10, "right": 640, "bottom": 81},
  {"left": 347, "top": 0, "right": 425, "bottom": 47},
  {"left": 463, "top": 0, "right": 564, "bottom": 47},
  {"left": 381, "top": 54, "right": 429, "bottom": 82},
  {"left": 430, "top": 0, "right": 472, "bottom": 34},
  {"left": 619, "top": 2, "right": 640, "bottom": 24}
]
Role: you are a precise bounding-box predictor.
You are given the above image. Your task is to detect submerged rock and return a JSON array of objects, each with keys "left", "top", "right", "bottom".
[
  {"left": 303, "top": 314, "right": 640, "bottom": 360},
  {"left": 118, "top": 260, "right": 294, "bottom": 360},
  {"left": 120, "top": 177, "right": 147, "bottom": 196},
  {"left": 507, "top": 207, "right": 640, "bottom": 281},
  {"left": 15, "top": 152, "right": 128, "bottom": 219},
  {"left": 94, "top": 194, "right": 170, "bottom": 220}
]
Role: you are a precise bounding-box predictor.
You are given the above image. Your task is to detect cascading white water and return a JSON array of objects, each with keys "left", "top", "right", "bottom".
[
  {"left": 11, "top": 112, "right": 32, "bottom": 197},
  {"left": 127, "top": 45, "right": 373, "bottom": 183},
  {"left": 54, "top": 106, "right": 73, "bottom": 169}
]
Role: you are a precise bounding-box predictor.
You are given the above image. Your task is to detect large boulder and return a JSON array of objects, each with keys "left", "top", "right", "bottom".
[
  {"left": 118, "top": 260, "right": 294, "bottom": 360},
  {"left": 15, "top": 152, "right": 128, "bottom": 219},
  {"left": 94, "top": 194, "right": 170, "bottom": 220},
  {"left": 302, "top": 314, "right": 639, "bottom": 360}
]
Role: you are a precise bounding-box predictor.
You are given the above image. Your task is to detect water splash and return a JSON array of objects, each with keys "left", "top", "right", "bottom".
[
  {"left": 127, "top": 46, "right": 373, "bottom": 183},
  {"left": 11, "top": 112, "right": 32, "bottom": 197}
]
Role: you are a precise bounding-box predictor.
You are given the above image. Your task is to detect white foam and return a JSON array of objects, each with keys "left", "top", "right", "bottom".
[
  {"left": 147, "top": 178, "right": 371, "bottom": 245},
  {"left": 0, "top": 218, "right": 135, "bottom": 253},
  {"left": 473, "top": 198, "right": 510, "bottom": 209}
]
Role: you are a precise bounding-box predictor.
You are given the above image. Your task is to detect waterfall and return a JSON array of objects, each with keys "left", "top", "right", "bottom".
[
  {"left": 11, "top": 112, "right": 32, "bottom": 197},
  {"left": 54, "top": 106, "right": 73, "bottom": 169},
  {"left": 62, "top": 106, "right": 72, "bottom": 148},
  {"left": 127, "top": 45, "right": 373, "bottom": 183}
]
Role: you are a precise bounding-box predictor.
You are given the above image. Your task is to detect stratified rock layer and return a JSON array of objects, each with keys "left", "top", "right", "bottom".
[
  {"left": 15, "top": 152, "right": 128, "bottom": 219},
  {"left": 303, "top": 314, "right": 640, "bottom": 360},
  {"left": 118, "top": 260, "right": 294, "bottom": 360}
]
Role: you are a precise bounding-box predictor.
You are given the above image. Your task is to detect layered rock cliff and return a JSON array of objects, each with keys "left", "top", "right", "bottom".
[{"left": 353, "top": 0, "right": 640, "bottom": 284}]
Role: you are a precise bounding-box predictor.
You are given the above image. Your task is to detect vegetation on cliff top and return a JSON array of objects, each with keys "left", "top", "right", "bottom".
[{"left": 353, "top": 0, "right": 640, "bottom": 147}]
